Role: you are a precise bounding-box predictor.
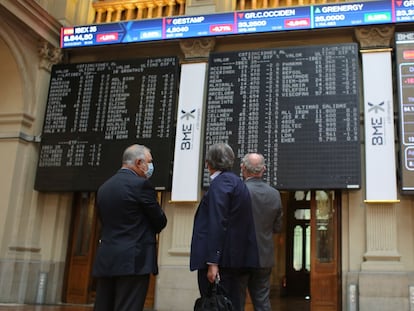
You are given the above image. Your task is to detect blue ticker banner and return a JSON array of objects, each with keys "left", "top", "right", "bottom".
[
  {"left": 164, "top": 13, "right": 235, "bottom": 39},
  {"left": 235, "top": 6, "right": 311, "bottom": 33},
  {"left": 123, "top": 19, "right": 163, "bottom": 42},
  {"left": 312, "top": 1, "right": 392, "bottom": 28},
  {"left": 61, "top": 0, "right": 413, "bottom": 48},
  {"left": 61, "top": 19, "right": 164, "bottom": 47},
  {"left": 395, "top": 0, "right": 414, "bottom": 22}
]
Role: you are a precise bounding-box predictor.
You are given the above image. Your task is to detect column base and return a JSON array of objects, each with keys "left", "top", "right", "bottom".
[
  {"left": 362, "top": 260, "right": 404, "bottom": 271},
  {"left": 362, "top": 250, "right": 404, "bottom": 270}
]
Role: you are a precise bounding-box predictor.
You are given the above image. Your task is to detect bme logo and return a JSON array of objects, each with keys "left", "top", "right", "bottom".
[
  {"left": 180, "top": 109, "right": 196, "bottom": 150},
  {"left": 181, "top": 109, "right": 196, "bottom": 120},
  {"left": 368, "top": 101, "right": 384, "bottom": 113},
  {"left": 368, "top": 101, "right": 384, "bottom": 146}
]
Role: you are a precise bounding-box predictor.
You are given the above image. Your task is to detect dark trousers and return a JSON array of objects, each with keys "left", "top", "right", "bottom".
[
  {"left": 94, "top": 274, "right": 150, "bottom": 311},
  {"left": 239, "top": 268, "right": 272, "bottom": 311},
  {"left": 197, "top": 268, "right": 243, "bottom": 311}
]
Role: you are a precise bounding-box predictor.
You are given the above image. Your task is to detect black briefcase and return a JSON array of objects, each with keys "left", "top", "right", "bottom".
[{"left": 194, "top": 279, "right": 233, "bottom": 311}]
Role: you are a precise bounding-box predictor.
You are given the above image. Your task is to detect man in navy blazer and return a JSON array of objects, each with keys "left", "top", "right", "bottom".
[
  {"left": 93, "top": 144, "right": 167, "bottom": 311},
  {"left": 239, "top": 153, "right": 283, "bottom": 311},
  {"left": 190, "top": 143, "right": 259, "bottom": 311}
]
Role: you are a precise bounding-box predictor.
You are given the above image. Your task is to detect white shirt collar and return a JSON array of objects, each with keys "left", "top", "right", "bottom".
[{"left": 210, "top": 170, "right": 222, "bottom": 180}]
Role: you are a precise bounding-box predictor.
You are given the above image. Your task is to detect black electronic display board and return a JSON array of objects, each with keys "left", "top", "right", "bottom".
[
  {"left": 35, "top": 57, "right": 179, "bottom": 191},
  {"left": 395, "top": 32, "right": 414, "bottom": 194},
  {"left": 203, "top": 44, "right": 361, "bottom": 190}
]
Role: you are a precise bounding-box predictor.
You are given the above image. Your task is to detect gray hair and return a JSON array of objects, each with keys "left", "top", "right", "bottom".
[
  {"left": 206, "top": 143, "right": 235, "bottom": 171},
  {"left": 122, "top": 144, "right": 150, "bottom": 164},
  {"left": 241, "top": 153, "right": 265, "bottom": 174}
]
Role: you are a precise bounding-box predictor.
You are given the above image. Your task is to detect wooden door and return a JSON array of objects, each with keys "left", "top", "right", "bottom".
[
  {"left": 285, "top": 192, "right": 311, "bottom": 298},
  {"left": 64, "top": 192, "right": 156, "bottom": 307},
  {"left": 310, "top": 190, "right": 341, "bottom": 311},
  {"left": 285, "top": 191, "right": 341, "bottom": 310},
  {"left": 64, "top": 192, "right": 98, "bottom": 303}
]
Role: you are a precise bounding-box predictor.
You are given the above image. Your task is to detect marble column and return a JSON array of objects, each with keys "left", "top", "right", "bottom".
[{"left": 355, "top": 25, "right": 403, "bottom": 271}]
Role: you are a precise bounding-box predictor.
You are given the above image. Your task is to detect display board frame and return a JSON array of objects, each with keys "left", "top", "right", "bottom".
[
  {"left": 35, "top": 57, "right": 179, "bottom": 192},
  {"left": 203, "top": 44, "right": 361, "bottom": 190},
  {"left": 396, "top": 32, "right": 414, "bottom": 194}
]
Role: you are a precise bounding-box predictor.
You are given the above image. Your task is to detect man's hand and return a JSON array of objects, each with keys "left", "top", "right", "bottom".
[{"left": 207, "top": 264, "right": 219, "bottom": 283}]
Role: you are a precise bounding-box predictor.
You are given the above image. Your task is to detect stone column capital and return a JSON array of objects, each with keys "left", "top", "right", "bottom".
[
  {"left": 38, "top": 41, "right": 62, "bottom": 71},
  {"left": 179, "top": 38, "right": 216, "bottom": 61},
  {"left": 354, "top": 25, "right": 395, "bottom": 50}
]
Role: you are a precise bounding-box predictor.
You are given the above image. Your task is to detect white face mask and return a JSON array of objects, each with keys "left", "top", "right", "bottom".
[{"left": 145, "top": 162, "right": 154, "bottom": 178}]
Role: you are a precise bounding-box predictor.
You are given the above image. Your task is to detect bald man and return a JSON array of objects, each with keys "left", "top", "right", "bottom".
[{"left": 239, "top": 153, "right": 283, "bottom": 311}]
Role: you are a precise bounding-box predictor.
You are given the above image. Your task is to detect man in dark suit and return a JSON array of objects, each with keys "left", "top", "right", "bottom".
[
  {"left": 92, "top": 144, "right": 167, "bottom": 311},
  {"left": 190, "top": 143, "right": 259, "bottom": 311},
  {"left": 239, "top": 153, "right": 283, "bottom": 311}
]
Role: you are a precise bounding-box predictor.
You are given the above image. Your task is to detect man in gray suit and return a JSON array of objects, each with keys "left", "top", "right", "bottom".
[{"left": 239, "top": 153, "right": 283, "bottom": 311}]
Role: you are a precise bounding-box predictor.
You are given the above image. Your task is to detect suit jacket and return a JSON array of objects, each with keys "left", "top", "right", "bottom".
[
  {"left": 245, "top": 178, "right": 283, "bottom": 268},
  {"left": 92, "top": 168, "right": 167, "bottom": 277},
  {"left": 190, "top": 171, "right": 259, "bottom": 270}
]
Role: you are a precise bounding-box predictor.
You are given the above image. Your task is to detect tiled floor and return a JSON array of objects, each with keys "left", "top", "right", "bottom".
[
  {"left": 0, "top": 305, "right": 93, "bottom": 311},
  {"left": 247, "top": 296, "right": 310, "bottom": 311},
  {"left": 272, "top": 296, "right": 310, "bottom": 311},
  {"left": 0, "top": 296, "right": 310, "bottom": 311}
]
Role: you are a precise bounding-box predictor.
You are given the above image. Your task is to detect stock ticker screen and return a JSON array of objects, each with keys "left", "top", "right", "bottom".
[
  {"left": 203, "top": 44, "right": 361, "bottom": 190},
  {"left": 35, "top": 57, "right": 179, "bottom": 191}
]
